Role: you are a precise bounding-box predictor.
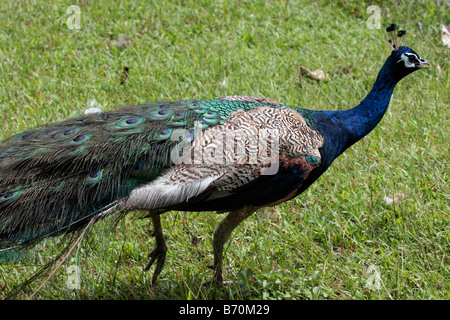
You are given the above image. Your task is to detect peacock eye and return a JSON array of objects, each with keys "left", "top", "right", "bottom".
[{"left": 407, "top": 55, "right": 416, "bottom": 63}]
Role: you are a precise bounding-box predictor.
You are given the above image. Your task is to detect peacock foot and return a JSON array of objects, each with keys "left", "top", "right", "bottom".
[
  {"left": 202, "top": 265, "right": 223, "bottom": 287},
  {"left": 144, "top": 243, "right": 167, "bottom": 286}
]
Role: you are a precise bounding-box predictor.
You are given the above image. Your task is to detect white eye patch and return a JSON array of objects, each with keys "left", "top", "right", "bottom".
[{"left": 398, "top": 53, "right": 418, "bottom": 68}]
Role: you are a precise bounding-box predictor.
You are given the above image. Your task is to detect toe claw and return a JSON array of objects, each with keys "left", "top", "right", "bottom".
[{"left": 144, "top": 245, "right": 167, "bottom": 285}]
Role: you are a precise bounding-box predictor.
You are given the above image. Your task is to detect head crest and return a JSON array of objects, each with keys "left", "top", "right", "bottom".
[{"left": 386, "top": 23, "right": 407, "bottom": 51}]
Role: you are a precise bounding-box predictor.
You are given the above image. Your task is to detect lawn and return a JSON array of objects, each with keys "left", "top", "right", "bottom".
[{"left": 0, "top": 0, "right": 448, "bottom": 300}]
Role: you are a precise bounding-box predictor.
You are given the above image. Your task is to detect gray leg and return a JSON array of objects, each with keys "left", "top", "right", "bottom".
[
  {"left": 144, "top": 214, "right": 167, "bottom": 286},
  {"left": 211, "top": 206, "right": 256, "bottom": 285}
]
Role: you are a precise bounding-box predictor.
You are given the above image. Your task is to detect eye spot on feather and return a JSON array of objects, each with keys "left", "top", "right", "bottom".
[
  {"left": 36, "top": 128, "right": 59, "bottom": 139},
  {"left": 199, "top": 119, "right": 210, "bottom": 129},
  {"left": 73, "top": 135, "right": 87, "bottom": 142},
  {"left": 86, "top": 170, "right": 103, "bottom": 183},
  {"left": 90, "top": 171, "right": 99, "bottom": 178},
  {"left": 171, "top": 111, "right": 186, "bottom": 122},
  {"left": 114, "top": 117, "right": 144, "bottom": 129},
  {"left": 5, "top": 132, "right": 31, "bottom": 143},
  {"left": 17, "top": 132, "right": 31, "bottom": 141},
  {"left": 69, "top": 134, "right": 92, "bottom": 144},
  {"left": 64, "top": 128, "right": 76, "bottom": 136},
  {"left": 126, "top": 118, "right": 138, "bottom": 124},
  {"left": 131, "top": 161, "right": 145, "bottom": 176},
  {"left": 52, "top": 180, "right": 65, "bottom": 190},
  {"left": 69, "top": 145, "right": 87, "bottom": 154},
  {"left": 202, "top": 116, "right": 219, "bottom": 126},
  {"left": 0, "top": 190, "right": 21, "bottom": 202},
  {"left": 54, "top": 128, "right": 81, "bottom": 139},
  {"left": 149, "top": 109, "right": 173, "bottom": 120},
  {"left": 193, "top": 107, "right": 207, "bottom": 114},
  {"left": 133, "top": 161, "right": 143, "bottom": 171},
  {"left": 187, "top": 102, "right": 204, "bottom": 110},
  {"left": 204, "top": 110, "right": 217, "bottom": 118},
  {"left": 154, "top": 128, "right": 173, "bottom": 140}
]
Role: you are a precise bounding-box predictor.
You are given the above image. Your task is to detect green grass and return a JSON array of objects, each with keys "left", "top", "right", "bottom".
[{"left": 0, "top": 0, "right": 448, "bottom": 300}]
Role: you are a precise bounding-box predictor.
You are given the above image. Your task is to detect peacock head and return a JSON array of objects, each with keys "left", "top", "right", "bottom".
[
  {"left": 386, "top": 24, "right": 430, "bottom": 78},
  {"left": 392, "top": 46, "right": 430, "bottom": 71}
]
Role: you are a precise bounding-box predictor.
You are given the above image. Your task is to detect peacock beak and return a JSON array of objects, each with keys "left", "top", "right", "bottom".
[{"left": 417, "top": 58, "right": 430, "bottom": 69}]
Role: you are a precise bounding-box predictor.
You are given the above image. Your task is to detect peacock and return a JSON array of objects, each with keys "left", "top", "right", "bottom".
[{"left": 0, "top": 24, "right": 429, "bottom": 288}]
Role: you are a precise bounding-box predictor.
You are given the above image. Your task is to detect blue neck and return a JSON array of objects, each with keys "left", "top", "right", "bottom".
[{"left": 314, "top": 56, "right": 402, "bottom": 161}]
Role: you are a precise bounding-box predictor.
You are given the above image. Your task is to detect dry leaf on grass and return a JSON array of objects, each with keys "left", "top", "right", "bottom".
[
  {"left": 417, "top": 21, "right": 424, "bottom": 32},
  {"left": 383, "top": 193, "right": 406, "bottom": 205},
  {"left": 442, "top": 25, "right": 450, "bottom": 48},
  {"left": 85, "top": 99, "right": 102, "bottom": 115},
  {"left": 299, "top": 65, "right": 330, "bottom": 81},
  {"left": 109, "top": 35, "right": 131, "bottom": 50}
]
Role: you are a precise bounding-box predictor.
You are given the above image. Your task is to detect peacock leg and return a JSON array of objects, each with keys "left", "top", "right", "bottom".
[
  {"left": 144, "top": 214, "right": 167, "bottom": 286},
  {"left": 210, "top": 206, "right": 256, "bottom": 285}
]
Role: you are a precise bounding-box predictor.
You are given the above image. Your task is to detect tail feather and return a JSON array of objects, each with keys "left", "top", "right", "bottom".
[{"left": 0, "top": 98, "right": 278, "bottom": 257}]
